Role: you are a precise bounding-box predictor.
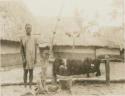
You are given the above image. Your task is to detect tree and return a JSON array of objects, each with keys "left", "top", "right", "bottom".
[{"left": 74, "top": 8, "right": 100, "bottom": 38}]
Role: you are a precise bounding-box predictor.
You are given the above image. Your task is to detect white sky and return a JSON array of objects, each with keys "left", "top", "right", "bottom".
[
  {"left": 22, "top": 0, "right": 123, "bottom": 26},
  {"left": 22, "top": 0, "right": 113, "bottom": 17}
]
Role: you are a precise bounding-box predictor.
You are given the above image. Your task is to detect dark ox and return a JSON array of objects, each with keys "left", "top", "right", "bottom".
[{"left": 53, "top": 58, "right": 101, "bottom": 82}]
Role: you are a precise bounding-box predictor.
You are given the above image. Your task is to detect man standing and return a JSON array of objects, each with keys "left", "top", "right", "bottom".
[{"left": 20, "top": 24, "right": 37, "bottom": 88}]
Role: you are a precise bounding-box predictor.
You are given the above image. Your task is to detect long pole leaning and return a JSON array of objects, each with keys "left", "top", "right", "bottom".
[
  {"left": 51, "top": 0, "right": 65, "bottom": 84},
  {"left": 50, "top": 0, "right": 65, "bottom": 57}
]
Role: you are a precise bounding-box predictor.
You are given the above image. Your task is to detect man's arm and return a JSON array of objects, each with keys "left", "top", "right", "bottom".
[
  {"left": 20, "top": 40, "right": 24, "bottom": 59},
  {"left": 20, "top": 39, "right": 26, "bottom": 68}
]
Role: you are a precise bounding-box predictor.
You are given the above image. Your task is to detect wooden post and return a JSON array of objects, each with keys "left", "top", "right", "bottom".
[
  {"left": 95, "top": 48, "right": 97, "bottom": 59},
  {"left": 49, "top": 32, "right": 56, "bottom": 84},
  {"left": 72, "top": 35, "right": 75, "bottom": 49},
  {"left": 105, "top": 56, "right": 110, "bottom": 85}
]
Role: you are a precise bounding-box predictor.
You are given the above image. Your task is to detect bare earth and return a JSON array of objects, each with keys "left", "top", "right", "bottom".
[
  {"left": 0, "top": 62, "right": 125, "bottom": 96},
  {"left": 1, "top": 83, "right": 125, "bottom": 96}
]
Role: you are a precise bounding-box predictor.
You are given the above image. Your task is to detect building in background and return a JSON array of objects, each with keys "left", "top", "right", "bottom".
[
  {"left": 0, "top": 1, "right": 38, "bottom": 68},
  {"left": 0, "top": 1, "right": 124, "bottom": 68}
]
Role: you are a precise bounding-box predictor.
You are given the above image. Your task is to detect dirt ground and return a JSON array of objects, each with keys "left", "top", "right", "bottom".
[
  {"left": 1, "top": 83, "right": 125, "bottom": 96},
  {"left": 0, "top": 62, "right": 125, "bottom": 96}
]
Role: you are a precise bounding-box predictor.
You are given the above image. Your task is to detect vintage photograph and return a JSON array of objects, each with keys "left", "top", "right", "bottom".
[{"left": 0, "top": 0, "right": 125, "bottom": 96}]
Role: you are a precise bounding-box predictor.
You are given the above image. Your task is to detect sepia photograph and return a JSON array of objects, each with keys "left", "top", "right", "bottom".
[{"left": 0, "top": 0, "right": 125, "bottom": 96}]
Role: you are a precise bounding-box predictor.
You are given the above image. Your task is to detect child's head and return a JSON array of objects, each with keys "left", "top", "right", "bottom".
[{"left": 42, "top": 50, "right": 49, "bottom": 59}]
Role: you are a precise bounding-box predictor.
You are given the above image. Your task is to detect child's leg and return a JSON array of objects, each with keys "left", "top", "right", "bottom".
[{"left": 41, "top": 67, "right": 47, "bottom": 91}]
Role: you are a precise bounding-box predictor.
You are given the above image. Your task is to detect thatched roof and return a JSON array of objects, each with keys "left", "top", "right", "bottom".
[
  {"left": 38, "top": 17, "right": 124, "bottom": 49},
  {"left": 0, "top": 0, "right": 37, "bottom": 41},
  {"left": 0, "top": 1, "right": 123, "bottom": 49}
]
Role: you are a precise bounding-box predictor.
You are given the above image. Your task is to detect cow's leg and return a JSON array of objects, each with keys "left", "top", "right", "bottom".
[
  {"left": 86, "top": 73, "right": 90, "bottom": 77},
  {"left": 96, "top": 69, "right": 101, "bottom": 76},
  {"left": 86, "top": 65, "right": 90, "bottom": 77},
  {"left": 96, "top": 63, "right": 101, "bottom": 76}
]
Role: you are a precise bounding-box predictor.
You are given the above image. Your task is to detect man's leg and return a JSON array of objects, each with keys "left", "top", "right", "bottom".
[
  {"left": 29, "top": 69, "right": 33, "bottom": 88},
  {"left": 24, "top": 69, "right": 28, "bottom": 87},
  {"left": 42, "top": 67, "right": 47, "bottom": 91}
]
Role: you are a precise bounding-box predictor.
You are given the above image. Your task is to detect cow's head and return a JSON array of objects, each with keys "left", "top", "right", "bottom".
[
  {"left": 90, "top": 58, "right": 101, "bottom": 73},
  {"left": 88, "top": 63, "right": 95, "bottom": 73},
  {"left": 91, "top": 63, "right": 95, "bottom": 68}
]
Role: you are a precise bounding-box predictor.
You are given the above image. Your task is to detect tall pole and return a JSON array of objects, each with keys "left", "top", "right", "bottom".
[
  {"left": 49, "top": 32, "right": 56, "bottom": 58},
  {"left": 105, "top": 59, "right": 110, "bottom": 85},
  {"left": 65, "top": 32, "right": 80, "bottom": 49},
  {"left": 72, "top": 35, "right": 75, "bottom": 49},
  {"left": 51, "top": 0, "right": 65, "bottom": 83},
  {"left": 122, "top": 0, "right": 125, "bottom": 49},
  {"left": 95, "top": 47, "right": 96, "bottom": 59},
  {"left": 105, "top": 55, "right": 110, "bottom": 85}
]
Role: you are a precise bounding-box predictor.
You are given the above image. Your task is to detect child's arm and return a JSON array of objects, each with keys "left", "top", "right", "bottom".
[{"left": 34, "top": 39, "right": 38, "bottom": 64}]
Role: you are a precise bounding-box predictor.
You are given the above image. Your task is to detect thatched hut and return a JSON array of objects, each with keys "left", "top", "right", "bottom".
[{"left": 0, "top": 1, "right": 37, "bottom": 67}]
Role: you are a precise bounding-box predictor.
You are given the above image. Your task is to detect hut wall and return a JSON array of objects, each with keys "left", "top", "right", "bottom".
[
  {"left": 53, "top": 46, "right": 120, "bottom": 60},
  {"left": 1, "top": 40, "right": 20, "bottom": 54},
  {"left": 0, "top": 40, "right": 22, "bottom": 67},
  {"left": 96, "top": 48, "right": 120, "bottom": 56},
  {"left": 1, "top": 41, "right": 120, "bottom": 68},
  {"left": 54, "top": 46, "right": 96, "bottom": 60}
]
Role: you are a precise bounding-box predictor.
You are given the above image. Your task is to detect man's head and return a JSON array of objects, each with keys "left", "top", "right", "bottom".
[
  {"left": 25, "top": 24, "right": 32, "bottom": 36},
  {"left": 105, "top": 55, "right": 109, "bottom": 59}
]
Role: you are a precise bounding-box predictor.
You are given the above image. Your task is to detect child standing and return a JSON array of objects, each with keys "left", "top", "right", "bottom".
[{"left": 35, "top": 47, "right": 50, "bottom": 94}]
